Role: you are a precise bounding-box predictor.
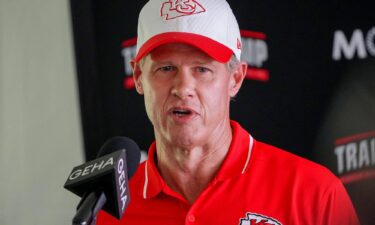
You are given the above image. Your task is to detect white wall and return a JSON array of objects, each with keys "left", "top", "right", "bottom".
[{"left": 0, "top": 0, "right": 84, "bottom": 224}]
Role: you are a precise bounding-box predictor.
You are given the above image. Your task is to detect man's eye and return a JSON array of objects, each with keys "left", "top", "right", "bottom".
[
  {"left": 159, "top": 66, "right": 175, "bottom": 72},
  {"left": 196, "top": 67, "right": 210, "bottom": 73}
]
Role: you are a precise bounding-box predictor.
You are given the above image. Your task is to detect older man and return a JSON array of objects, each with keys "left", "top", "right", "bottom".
[{"left": 98, "top": 0, "right": 360, "bottom": 224}]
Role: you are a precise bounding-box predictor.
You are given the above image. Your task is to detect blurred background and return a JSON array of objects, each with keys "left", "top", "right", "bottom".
[
  {"left": 0, "top": 0, "right": 374, "bottom": 224},
  {"left": 0, "top": 0, "right": 82, "bottom": 224}
]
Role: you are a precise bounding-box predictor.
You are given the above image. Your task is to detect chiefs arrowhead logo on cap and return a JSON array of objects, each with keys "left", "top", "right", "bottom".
[{"left": 161, "top": 0, "right": 206, "bottom": 20}]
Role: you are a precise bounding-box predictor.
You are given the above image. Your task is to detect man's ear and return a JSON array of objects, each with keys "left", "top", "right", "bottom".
[
  {"left": 229, "top": 62, "right": 247, "bottom": 97},
  {"left": 130, "top": 59, "right": 144, "bottom": 95}
]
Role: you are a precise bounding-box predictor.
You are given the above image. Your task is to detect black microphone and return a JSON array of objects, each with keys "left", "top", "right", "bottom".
[{"left": 64, "top": 136, "right": 141, "bottom": 225}]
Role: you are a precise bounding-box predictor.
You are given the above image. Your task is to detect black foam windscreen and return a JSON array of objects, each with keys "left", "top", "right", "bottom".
[{"left": 97, "top": 136, "right": 141, "bottom": 179}]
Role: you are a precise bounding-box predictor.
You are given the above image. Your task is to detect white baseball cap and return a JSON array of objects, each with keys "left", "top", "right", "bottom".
[{"left": 135, "top": 0, "right": 242, "bottom": 63}]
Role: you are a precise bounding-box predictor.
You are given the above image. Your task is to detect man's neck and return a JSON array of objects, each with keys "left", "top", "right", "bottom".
[{"left": 155, "top": 125, "right": 232, "bottom": 204}]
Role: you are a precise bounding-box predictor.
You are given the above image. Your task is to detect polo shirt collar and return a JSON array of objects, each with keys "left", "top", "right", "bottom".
[
  {"left": 141, "top": 142, "right": 165, "bottom": 199},
  {"left": 215, "top": 120, "right": 254, "bottom": 181},
  {"left": 142, "top": 120, "right": 254, "bottom": 199}
]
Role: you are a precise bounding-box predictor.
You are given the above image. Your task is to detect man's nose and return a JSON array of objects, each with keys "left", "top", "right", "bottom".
[{"left": 171, "top": 69, "right": 195, "bottom": 99}]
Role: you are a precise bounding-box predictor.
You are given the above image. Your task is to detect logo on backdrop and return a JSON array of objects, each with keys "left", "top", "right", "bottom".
[
  {"left": 240, "top": 30, "right": 270, "bottom": 83},
  {"left": 334, "top": 131, "right": 375, "bottom": 184},
  {"left": 121, "top": 30, "right": 270, "bottom": 90},
  {"left": 161, "top": 0, "right": 206, "bottom": 20},
  {"left": 239, "top": 213, "right": 282, "bottom": 225},
  {"left": 332, "top": 26, "right": 375, "bottom": 61}
]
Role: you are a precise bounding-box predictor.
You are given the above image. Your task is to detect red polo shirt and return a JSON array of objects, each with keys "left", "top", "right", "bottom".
[{"left": 97, "top": 121, "right": 359, "bottom": 225}]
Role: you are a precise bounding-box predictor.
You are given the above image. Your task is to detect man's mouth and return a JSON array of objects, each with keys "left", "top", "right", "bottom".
[{"left": 172, "top": 108, "right": 192, "bottom": 116}]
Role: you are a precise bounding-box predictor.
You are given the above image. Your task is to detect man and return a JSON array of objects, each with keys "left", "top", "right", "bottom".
[{"left": 98, "top": 0, "right": 360, "bottom": 224}]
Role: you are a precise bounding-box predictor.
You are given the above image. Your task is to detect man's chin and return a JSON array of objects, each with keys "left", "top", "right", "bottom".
[{"left": 169, "top": 130, "right": 203, "bottom": 148}]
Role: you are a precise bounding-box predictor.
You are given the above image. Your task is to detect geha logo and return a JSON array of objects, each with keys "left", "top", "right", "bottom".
[
  {"left": 239, "top": 213, "right": 282, "bottom": 225},
  {"left": 68, "top": 157, "right": 114, "bottom": 180},
  {"left": 121, "top": 30, "right": 270, "bottom": 90},
  {"left": 117, "top": 158, "right": 128, "bottom": 212},
  {"left": 332, "top": 26, "right": 375, "bottom": 60},
  {"left": 161, "top": 0, "right": 206, "bottom": 20},
  {"left": 334, "top": 131, "right": 375, "bottom": 184}
]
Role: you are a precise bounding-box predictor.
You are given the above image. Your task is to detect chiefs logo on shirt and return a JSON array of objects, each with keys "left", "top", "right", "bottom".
[
  {"left": 161, "top": 0, "right": 206, "bottom": 20},
  {"left": 239, "top": 213, "right": 282, "bottom": 225}
]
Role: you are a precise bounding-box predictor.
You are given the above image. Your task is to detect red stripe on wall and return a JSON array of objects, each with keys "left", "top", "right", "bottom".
[
  {"left": 246, "top": 68, "right": 270, "bottom": 82},
  {"left": 240, "top": 30, "right": 267, "bottom": 40},
  {"left": 335, "top": 131, "right": 375, "bottom": 146}
]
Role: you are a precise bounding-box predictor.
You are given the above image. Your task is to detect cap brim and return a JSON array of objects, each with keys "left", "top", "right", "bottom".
[{"left": 135, "top": 32, "right": 233, "bottom": 63}]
